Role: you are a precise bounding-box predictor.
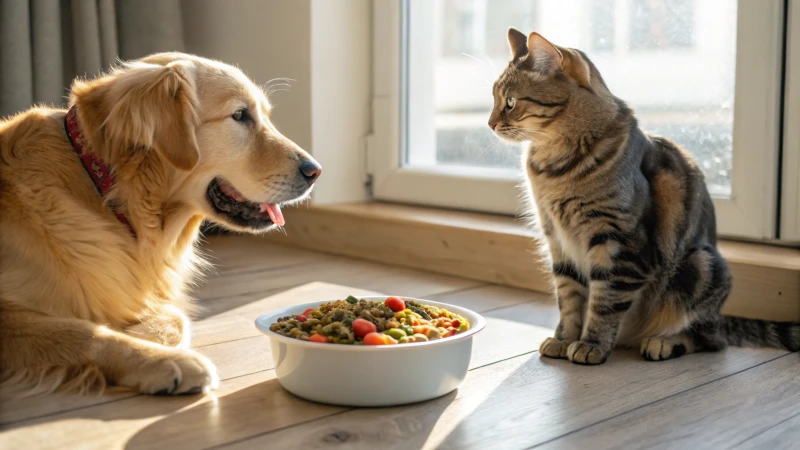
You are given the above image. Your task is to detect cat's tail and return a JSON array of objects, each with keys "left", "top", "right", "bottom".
[{"left": 720, "top": 315, "right": 800, "bottom": 351}]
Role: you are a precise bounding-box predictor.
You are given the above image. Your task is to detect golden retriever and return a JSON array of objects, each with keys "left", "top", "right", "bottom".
[{"left": 0, "top": 53, "right": 321, "bottom": 396}]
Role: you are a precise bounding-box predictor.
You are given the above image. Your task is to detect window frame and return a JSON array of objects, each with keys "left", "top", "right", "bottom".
[
  {"left": 781, "top": 0, "right": 800, "bottom": 243},
  {"left": 370, "top": 0, "right": 787, "bottom": 240}
]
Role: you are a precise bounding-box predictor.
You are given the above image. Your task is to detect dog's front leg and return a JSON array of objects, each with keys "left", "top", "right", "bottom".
[
  {"left": 125, "top": 304, "right": 192, "bottom": 348},
  {"left": 1, "top": 302, "right": 218, "bottom": 396}
]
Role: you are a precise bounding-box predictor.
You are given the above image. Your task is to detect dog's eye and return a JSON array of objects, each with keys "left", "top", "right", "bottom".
[
  {"left": 505, "top": 97, "right": 516, "bottom": 111},
  {"left": 232, "top": 109, "right": 250, "bottom": 122}
]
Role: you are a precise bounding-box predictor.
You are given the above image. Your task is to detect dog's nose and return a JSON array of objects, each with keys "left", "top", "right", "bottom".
[
  {"left": 299, "top": 160, "right": 322, "bottom": 185},
  {"left": 488, "top": 122, "right": 497, "bottom": 130}
]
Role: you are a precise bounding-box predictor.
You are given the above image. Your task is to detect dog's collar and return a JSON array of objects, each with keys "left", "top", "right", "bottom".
[{"left": 64, "top": 105, "right": 137, "bottom": 239}]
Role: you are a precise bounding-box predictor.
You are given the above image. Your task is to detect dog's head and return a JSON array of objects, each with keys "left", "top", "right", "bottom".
[{"left": 70, "top": 52, "right": 320, "bottom": 233}]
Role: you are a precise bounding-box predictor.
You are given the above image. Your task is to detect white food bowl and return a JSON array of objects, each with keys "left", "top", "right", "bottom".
[{"left": 255, "top": 296, "right": 486, "bottom": 407}]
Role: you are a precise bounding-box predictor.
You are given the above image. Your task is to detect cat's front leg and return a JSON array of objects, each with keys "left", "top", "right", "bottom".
[
  {"left": 567, "top": 243, "right": 646, "bottom": 365},
  {"left": 540, "top": 260, "right": 588, "bottom": 359}
]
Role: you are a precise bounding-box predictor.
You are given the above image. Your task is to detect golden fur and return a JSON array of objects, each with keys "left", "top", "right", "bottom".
[{"left": 0, "top": 53, "right": 320, "bottom": 396}]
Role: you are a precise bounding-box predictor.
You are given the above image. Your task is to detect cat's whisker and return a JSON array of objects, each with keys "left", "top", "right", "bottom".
[
  {"left": 479, "top": 49, "right": 499, "bottom": 77},
  {"left": 462, "top": 52, "right": 498, "bottom": 87}
]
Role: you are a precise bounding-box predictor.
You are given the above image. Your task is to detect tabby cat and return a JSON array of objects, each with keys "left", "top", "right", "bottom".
[{"left": 489, "top": 29, "right": 800, "bottom": 365}]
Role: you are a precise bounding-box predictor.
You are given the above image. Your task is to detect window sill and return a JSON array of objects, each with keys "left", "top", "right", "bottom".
[{"left": 264, "top": 202, "right": 800, "bottom": 321}]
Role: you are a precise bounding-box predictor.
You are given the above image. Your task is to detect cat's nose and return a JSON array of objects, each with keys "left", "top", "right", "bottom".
[{"left": 488, "top": 122, "right": 497, "bottom": 130}]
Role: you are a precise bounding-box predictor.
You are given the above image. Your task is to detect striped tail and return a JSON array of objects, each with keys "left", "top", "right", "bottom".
[{"left": 721, "top": 315, "right": 800, "bottom": 352}]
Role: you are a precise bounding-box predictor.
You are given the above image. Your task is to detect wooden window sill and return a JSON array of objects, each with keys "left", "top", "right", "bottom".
[{"left": 264, "top": 202, "right": 800, "bottom": 321}]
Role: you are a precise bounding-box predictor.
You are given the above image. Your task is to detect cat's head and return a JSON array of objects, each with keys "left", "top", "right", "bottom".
[{"left": 489, "top": 29, "right": 614, "bottom": 143}]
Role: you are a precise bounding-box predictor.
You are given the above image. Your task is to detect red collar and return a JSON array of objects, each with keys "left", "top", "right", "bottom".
[{"left": 64, "top": 106, "right": 137, "bottom": 239}]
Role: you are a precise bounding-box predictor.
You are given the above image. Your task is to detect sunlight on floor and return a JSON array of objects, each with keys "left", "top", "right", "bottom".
[{"left": 422, "top": 352, "right": 537, "bottom": 449}]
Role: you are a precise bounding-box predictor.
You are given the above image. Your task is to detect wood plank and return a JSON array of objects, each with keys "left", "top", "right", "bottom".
[
  {"left": 0, "top": 391, "right": 137, "bottom": 429},
  {"left": 733, "top": 413, "right": 800, "bottom": 449},
  {"left": 263, "top": 203, "right": 553, "bottom": 293},
  {"left": 724, "top": 262, "right": 800, "bottom": 321},
  {"left": 540, "top": 355, "right": 800, "bottom": 450},
  {"left": 428, "top": 283, "right": 554, "bottom": 314},
  {"left": 200, "top": 236, "right": 333, "bottom": 276},
  {"left": 226, "top": 349, "right": 786, "bottom": 450},
  {"left": 264, "top": 202, "right": 800, "bottom": 321},
  {"left": 195, "top": 257, "right": 482, "bottom": 305},
  {"left": 0, "top": 370, "right": 346, "bottom": 450}
]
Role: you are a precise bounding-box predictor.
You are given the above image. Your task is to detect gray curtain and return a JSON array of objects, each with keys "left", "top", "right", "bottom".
[{"left": 0, "top": 0, "right": 185, "bottom": 118}]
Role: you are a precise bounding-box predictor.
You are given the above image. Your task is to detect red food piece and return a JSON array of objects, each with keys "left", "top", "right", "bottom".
[
  {"left": 296, "top": 315, "right": 307, "bottom": 322},
  {"left": 385, "top": 296, "right": 406, "bottom": 312},
  {"left": 363, "top": 332, "right": 386, "bottom": 345},
  {"left": 302, "top": 308, "right": 315, "bottom": 317},
  {"left": 352, "top": 318, "right": 377, "bottom": 338},
  {"left": 363, "top": 332, "right": 399, "bottom": 345},
  {"left": 451, "top": 319, "right": 460, "bottom": 328},
  {"left": 309, "top": 334, "right": 329, "bottom": 343}
]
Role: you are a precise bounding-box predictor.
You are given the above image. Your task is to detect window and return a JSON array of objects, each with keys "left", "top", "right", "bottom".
[
  {"left": 629, "top": 0, "right": 695, "bottom": 50},
  {"left": 370, "top": 0, "right": 791, "bottom": 241},
  {"left": 591, "top": 0, "right": 616, "bottom": 53}
]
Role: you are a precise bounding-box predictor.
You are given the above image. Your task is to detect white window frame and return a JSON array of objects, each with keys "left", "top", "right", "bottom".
[
  {"left": 781, "top": 0, "right": 800, "bottom": 243},
  {"left": 369, "top": 0, "right": 788, "bottom": 241}
]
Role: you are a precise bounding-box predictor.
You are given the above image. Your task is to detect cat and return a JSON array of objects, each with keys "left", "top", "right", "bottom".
[{"left": 488, "top": 28, "right": 800, "bottom": 365}]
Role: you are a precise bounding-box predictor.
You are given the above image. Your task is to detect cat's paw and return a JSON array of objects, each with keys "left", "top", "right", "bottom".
[
  {"left": 567, "top": 340, "right": 609, "bottom": 365},
  {"left": 539, "top": 337, "right": 571, "bottom": 359},
  {"left": 640, "top": 336, "right": 691, "bottom": 362}
]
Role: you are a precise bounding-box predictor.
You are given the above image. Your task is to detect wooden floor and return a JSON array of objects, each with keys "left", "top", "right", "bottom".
[{"left": 1, "top": 235, "right": 798, "bottom": 450}]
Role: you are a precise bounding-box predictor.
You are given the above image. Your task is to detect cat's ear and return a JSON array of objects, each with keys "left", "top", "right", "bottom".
[
  {"left": 527, "top": 32, "right": 563, "bottom": 73},
  {"left": 528, "top": 32, "right": 592, "bottom": 90},
  {"left": 560, "top": 47, "right": 593, "bottom": 91},
  {"left": 507, "top": 28, "right": 528, "bottom": 59}
]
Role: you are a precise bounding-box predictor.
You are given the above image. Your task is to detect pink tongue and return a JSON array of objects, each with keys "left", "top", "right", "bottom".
[{"left": 260, "top": 203, "right": 284, "bottom": 226}]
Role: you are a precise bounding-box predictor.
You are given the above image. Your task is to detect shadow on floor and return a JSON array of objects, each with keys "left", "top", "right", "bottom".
[{"left": 124, "top": 379, "right": 457, "bottom": 450}]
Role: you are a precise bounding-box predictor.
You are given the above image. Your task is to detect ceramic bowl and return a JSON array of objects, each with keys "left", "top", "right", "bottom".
[{"left": 255, "top": 296, "right": 486, "bottom": 406}]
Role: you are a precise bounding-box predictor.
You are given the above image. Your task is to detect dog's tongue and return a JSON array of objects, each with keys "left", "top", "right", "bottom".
[{"left": 260, "top": 203, "right": 284, "bottom": 226}]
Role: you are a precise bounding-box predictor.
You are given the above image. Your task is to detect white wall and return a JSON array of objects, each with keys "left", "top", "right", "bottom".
[
  {"left": 310, "top": 0, "right": 371, "bottom": 204},
  {"left": 182, "top": 0, "right": 370, "bottom": 204}
]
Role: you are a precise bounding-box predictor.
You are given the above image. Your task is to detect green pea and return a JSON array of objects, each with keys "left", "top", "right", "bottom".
[
  {"left": 384, "top": 328, "right": 406, "bottom": 340},
  {"left": 401, "top": 325, "right": 414, "bottom": 336},
  {"left": 346, "top": 295, "right": 359, "bottom": 304}
]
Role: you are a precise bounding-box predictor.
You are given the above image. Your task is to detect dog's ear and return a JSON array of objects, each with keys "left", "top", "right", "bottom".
[{"left": 75, "top": 60, "right": 201, "bottom": 171}]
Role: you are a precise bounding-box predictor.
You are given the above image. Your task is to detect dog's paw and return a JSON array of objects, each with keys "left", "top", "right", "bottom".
[
  {"left": 539, "top": 337, "right": 571, "bottom": 359},
  {"left": 121, "top": 349, "right": 219, "bottom": 395},
  {"left": 567, "top": 340, "right": 609, "bottom": 365}
]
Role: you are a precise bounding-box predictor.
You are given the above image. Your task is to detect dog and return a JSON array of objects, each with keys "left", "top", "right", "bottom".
[{"left": 0, "top": 52, "right": 321, "bottom": 396}]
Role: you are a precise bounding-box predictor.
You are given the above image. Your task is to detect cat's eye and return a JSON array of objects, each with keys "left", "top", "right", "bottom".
[
  {"left": 506, "top": 97, "right": 516, "bottom": 110},
  {"left": 232, "top": 109, "right": 250, "bottom": 122}
]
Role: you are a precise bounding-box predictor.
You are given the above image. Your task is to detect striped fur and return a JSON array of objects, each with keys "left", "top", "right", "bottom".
[{"left": 491, "top": 29, "right": 800, "bottom": 365}]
